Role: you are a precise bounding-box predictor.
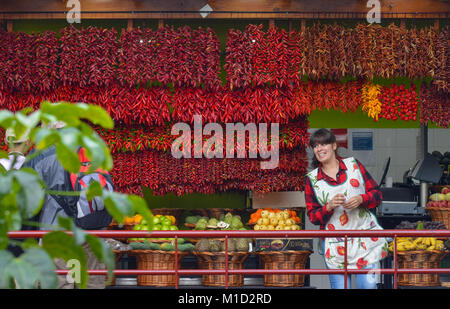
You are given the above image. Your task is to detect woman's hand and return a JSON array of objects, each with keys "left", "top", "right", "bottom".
[
  {"left": 343, "top": 195, "right": 363, "bottom": 210},
  {"left": 326, "top": 193, "right": 346, "bottom": 212}
]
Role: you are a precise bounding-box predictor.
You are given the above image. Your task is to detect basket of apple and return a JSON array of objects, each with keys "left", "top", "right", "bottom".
[{"left": 426, "top": 187, "right": 450, "bottom": 229}]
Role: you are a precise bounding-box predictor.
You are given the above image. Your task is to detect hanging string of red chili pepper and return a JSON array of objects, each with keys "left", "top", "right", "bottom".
[
  {"left": 419, "top": 85, "right": 449, "bottom": 128},
  {"left": 110, "top": 148, "right": 308, "bottom": 196},
  {"left": 96, "top": 116, "right": 309, "bottom": 155}
]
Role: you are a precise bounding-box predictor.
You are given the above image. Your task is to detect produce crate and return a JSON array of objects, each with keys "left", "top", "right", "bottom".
[
  {"left": 426, "top": 207, "right": 450, "bottom": 229},
  {"left": 254, "top": 238, "right": 313, "bottom": 252},
  {"left": 258, "top": 250, "right": 311, "bottom": 287},
  {"left": 129, "top": 250, "right": 188, "bottom": 287},
  {"left": 396, "top": 250, "right": 448, "bottom": 287},
  {"left": 194, "top": 251, "right": 250, "bottom": 287}
]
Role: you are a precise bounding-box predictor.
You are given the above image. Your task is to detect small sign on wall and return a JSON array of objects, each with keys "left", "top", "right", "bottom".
[{"left": 352, "top": 132, "right": 373, "bottom": 151}]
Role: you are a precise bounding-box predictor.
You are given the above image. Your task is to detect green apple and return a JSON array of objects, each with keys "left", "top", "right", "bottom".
[{"left": 169, "top": 225, "right": 178, "bottom": 231}]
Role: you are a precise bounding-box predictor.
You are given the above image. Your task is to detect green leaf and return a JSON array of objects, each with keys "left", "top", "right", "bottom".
[
  {"left": 0, "top": 174, "right": 12, "bottom": 195},
  {"left": 33, "top": 128, "right": 60, "bottom": 150},
  {"left": 85, "top": 105, "right": 114, "bottom": 129},
  {"left": 4, "top": 248, "right": 57, "bottom": 289},
  {"left": 11, "top": 169, "right": 45, "bottom": 218},
  {"left": 129, "top": 195, "right": 154, "bottom": 231},
  {"left": 57, "top": 217, "right": 86, "bottom": 246},
  {"left": 0, "top": 151, "right": 8, "bottom": 160},
  {"left": 55, "top": 143, "right": 81, "bottom": 174},
  {"left": 86, "top": 181, "right": 103, "bottom": 201},
  {"left": 103, "top": 191, "right": 134, "bottom": 224},
  {"left": 0, "top": 110, "right": 14, "bottom": 128},
  {"left": 84, "top": 234, "right": 114, "bottom": 285},
  {"left": 0, "top": 250, "right": 15, "bottom": 288},
  {"left": 41, "top": 231, "right": 88, "bottom": 289}
]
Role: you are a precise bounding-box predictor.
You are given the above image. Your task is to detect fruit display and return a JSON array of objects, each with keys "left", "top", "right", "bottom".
[
  {"left": 426, "top": 187, "right": 450, "bottom": 208},
  {"left": 185, "top": 212, "right": 249, "bottom": 231},
  {"left": 129, "top": 239, "right": 195, "bottom": 252},
  {"left": 388, "top": 237, "right": 445, "bottom": 252},
  {"left": 129, "top": 214, "right": 179, "bottom": 242},
  {"left": 248, "top": 208, "right": 301, "bottom": 231},
  {"left": 194, "top": 238, "right": 252, "bottom": 252},
  {"left": 395, "top": 220, "right": 447, "bottom": 230}
]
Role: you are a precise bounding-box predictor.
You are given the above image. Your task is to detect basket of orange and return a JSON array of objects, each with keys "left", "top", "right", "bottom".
[{"left": 248, "top": 208, "right": 302, "bottom": 231}]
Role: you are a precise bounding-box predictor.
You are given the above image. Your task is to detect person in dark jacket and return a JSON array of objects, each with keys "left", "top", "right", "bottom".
[{"left": 25, "top": 121, "right": 107, "bottom": 289}]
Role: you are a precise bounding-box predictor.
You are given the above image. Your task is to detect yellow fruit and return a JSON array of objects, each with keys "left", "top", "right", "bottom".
[
  {"left": 257, "top": 218, "right": 264, "bottom": 225},
  {"left": 275, "top": 225, "right": 284, "bottom": 230},
  {"left": 254, "top": 224, "right": 261, "bottom": 231},
  {"left": 261, "top": 210, "right": 270, "bottom": 218},
  {"left": 270, "top": 217, "right": 278, "bottom": 226},
  {"left": 262, "top": 218, "right": 270, "bottom": 226},
  {"left": 281, "top": 211, "right": 290, "bottom": 220},
  {"left": 267, "top": 225, "right": 275, "bottom": 230},
  {"left": 278, "top": 219, "right": 286, "bottom": 226}
]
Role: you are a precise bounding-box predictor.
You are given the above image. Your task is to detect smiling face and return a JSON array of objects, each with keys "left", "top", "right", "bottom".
[{"left": 313, "top": 142, "right": 337, "bottom": 165}]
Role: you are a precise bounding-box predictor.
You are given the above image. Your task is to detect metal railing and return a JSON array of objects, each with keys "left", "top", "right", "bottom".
[{"left": 8, "top": 229, "right": 450, "bottom": 289}]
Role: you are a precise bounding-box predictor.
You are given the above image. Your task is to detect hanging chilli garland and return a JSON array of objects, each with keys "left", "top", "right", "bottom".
[
  {"left": 419, "top": 85, "right": 450, "bottom": 128},
  {"left": 59, "top": 26, "right": 119, "bottom": 89},
  {"left": 110, "top": 148, "right": 308, "bottom": 197},
  {"left": 96, "top": 116, "right": 309, "bottom": 154},
  {"left": 118, "top": 26, "right": 221, "bottom": 90}
]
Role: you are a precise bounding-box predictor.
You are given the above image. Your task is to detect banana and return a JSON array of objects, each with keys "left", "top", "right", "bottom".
[
  {"left": 430, "top": 238, "right": 436, "bottom": 247},
  {"left": 427, "top": 245, "right": 435, "bottom": 251},
  {"left": 413, "top": 237, "right": 423, "bottom": 245}
]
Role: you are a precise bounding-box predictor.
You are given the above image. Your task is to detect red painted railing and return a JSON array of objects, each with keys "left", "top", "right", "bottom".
[{"left": 8, "top": 229, "right": 450, "bottom": 289}]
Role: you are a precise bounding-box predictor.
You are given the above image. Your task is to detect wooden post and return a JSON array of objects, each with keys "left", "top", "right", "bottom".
[
  {"left": 301, "top": 19, "right": 306, "bottom": 33},
  {"left": 127, "top": 19, "right": 133, "bottom": 31},
  {"left": 158, "top": 19, "right": 164, "bottom": 29},
  {"left": 6, "top": 20, "right": 13, "bottom": 32},
  {"left": 400, "top": 19, "right": 406, "bottom": 29},
  {"left": 288, "top": 20, "right": 292, "bottom": 32}
]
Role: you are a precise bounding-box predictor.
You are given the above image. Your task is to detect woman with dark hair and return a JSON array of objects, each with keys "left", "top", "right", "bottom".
[{"left": 304, "top": 128, "right": 388, "bottom": 289}]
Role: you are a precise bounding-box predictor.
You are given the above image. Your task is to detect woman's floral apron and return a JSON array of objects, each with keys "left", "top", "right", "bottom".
[{"left": 307, "top": 157, "right": 388, "bottom": 269}]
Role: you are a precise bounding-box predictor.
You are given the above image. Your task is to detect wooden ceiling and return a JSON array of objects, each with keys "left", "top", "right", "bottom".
[{"left": 0, "top": 0, "right": 448, "bottom": 19}]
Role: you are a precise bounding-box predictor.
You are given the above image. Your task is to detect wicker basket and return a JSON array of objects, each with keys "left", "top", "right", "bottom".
[
  {"left": 258, "top": 250, "right": 311, "bottom": 287},
  {"left": 129, "top": 250, "right": 188, "bottom": 287},
  {"left": 426, "top": 207, "right": 450, "bottom": 229},
  {"left": 396, "top": 250, "right": 448, "bottom": 287},
  {"left": 194, "top": 251, "right": 250, "bottom": 287}
]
